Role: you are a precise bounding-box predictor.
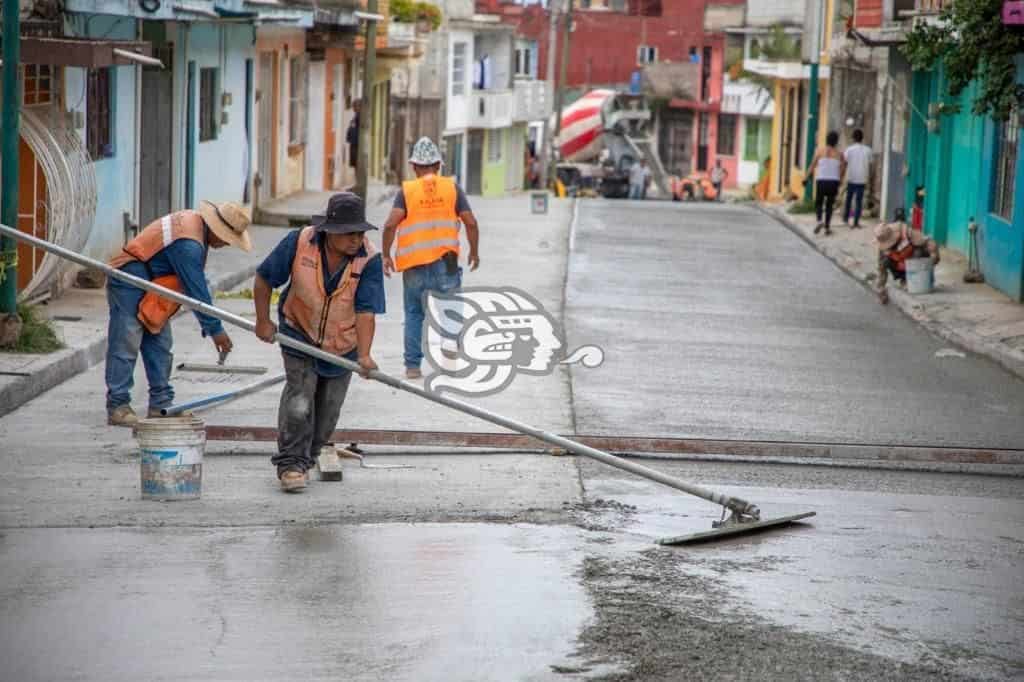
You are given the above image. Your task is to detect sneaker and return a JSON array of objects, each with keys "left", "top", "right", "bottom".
[
  {"left": 813, "top": 222, "right": 824, "bottom": 235},
  {"left": 405, "top": 367, "right": 423, "bottom": 380},
  {"left": 279, "top": 470, "right": 307, "bottom": 493},
  {"left": 107, "top": 405, "right": 139, "bottom": 427},
  {"left": 824, "top": 228, "right": 833, "bottom": 236}
]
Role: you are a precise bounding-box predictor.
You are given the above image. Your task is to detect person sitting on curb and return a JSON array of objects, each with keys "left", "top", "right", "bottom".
[
  {"left": 252, "top": 193, "right": 385, "bottom": 493},
  {"left": 875, "top": 210, "right": 940, "bottom": 305},
  {"left": 105, "top": 201, "right": 252, "bottom": 426}
]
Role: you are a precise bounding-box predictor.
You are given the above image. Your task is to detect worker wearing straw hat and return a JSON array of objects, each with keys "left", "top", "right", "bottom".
[
  {"left": 104, "top": 201, "right": 252, "bottom": 427},
  {"left": 874, "top": 210, "right": 939, "bottom": 305}
]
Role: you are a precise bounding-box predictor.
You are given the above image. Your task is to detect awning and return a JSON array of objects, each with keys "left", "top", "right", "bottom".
[
  {"left": 62, "top": 0, "right": 314, "bottom": 26},
  {"left": 18, "top": 38, "right": 154, "bottom": 68}
]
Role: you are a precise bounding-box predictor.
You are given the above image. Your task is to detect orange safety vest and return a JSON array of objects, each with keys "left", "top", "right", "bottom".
[
  {"left": 108, "top": 211, "right": 207, "bottom": 334},
  {"left": 281, "top": 226, "right": 377, "bottom": 356},
  {"left": 395, "top": 174, "right": 461, "bottom": 271},
  {"left": 888, "top": 226, "right": 916, "bottom": 272}
]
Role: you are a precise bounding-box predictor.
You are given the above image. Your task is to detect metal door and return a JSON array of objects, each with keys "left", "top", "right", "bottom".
[
  {"left": 139, "top": 46, "right": 173, "bottom": 226},
  {"left": 257, "top": 52, "right": 274, "bottom": 202},
  {"left": 466, "top": 130, "right": 484, "bottom": 195}
]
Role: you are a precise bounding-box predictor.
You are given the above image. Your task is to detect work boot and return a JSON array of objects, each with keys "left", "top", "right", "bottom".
[
  {"left": 405, "top": 367, "right": 423, "bottom": 380},
  {"left": 107, "top": 405, "right": 139, "bottom": 427},
  {"left": 279, "top": 469, "right": 307, "bottom": 493}
]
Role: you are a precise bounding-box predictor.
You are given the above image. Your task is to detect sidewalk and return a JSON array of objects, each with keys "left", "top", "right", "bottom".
[
  {"left": 0, "top": 225, "right": 286, "bottom": 418},
  {"left": 759, "top": 202, "right": 1024, "bottom": 381},
  {"left": 256, "top": 182, "right": 398, "bottom": 226}
]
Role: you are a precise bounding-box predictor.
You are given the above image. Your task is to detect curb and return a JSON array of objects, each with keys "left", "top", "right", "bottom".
[
  {"left": 756, "top": 203, "right": 1024, "bottom": 382},
  {"left": 0, "top": 265, "right": 259, "bottom": 419}
]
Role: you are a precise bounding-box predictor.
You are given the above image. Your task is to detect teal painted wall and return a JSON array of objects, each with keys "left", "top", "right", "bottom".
[{"left": 908, "top": 60, "right": 1024, "bottom": 302}]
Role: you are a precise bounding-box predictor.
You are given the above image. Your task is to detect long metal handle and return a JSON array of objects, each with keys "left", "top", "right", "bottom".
[
  {"left": 0, "top": 223, "right": 759, "bottom": 517},
  {"left": 162, "top": 373, "right": 285, "bottom": 416}
]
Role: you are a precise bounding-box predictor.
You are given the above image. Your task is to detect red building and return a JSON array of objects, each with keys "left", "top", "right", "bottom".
[{"left": 476, "top": 0, "right": 744, "bottom": 177}]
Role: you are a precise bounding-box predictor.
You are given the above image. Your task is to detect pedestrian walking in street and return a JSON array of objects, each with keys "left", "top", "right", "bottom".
[
  {"left": 252, "top": 192, "right": 385, "bottom": 493},
  {"left": 843, "top": 129, "right": 872, "bottom": 227},
  {"left": 710, "top": 159, "right": 729, "bottom": 201},
  {"left": 628, "top": 159, "right": 652, "bottom": 200},
  {"left": 808, "top": 131, "right": 846, "bottom": 236},
  {"left": 104, "top": 202, "right": 252, "bottom": 427},
  {"left": 874, "top": 214, "right": 940, "bottom": 305},
  {"left": 381, "top": 137, "right": 481, "bottom": 380}
]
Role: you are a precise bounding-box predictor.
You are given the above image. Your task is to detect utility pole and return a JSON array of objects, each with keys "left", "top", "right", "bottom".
[
  {"left": 539, "top": 0, "right": 560, "bottom": 189},
  {"left": 355, "top": 0, "right": 379, "bottom": 202},
  {"left": 802, "top": 0, "right": 823, "bottom": 203},
  {"left": 1, "top": 0, "right": 21, "bottom": 317},
  {"left": 549, "top": 0, "right": 573, "bottom": 187}
]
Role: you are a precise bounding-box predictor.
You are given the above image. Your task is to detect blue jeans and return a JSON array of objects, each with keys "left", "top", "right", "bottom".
[
  {"left": 402, "top": 257, "right": 462, "bottom": 369},
  {"left": 629, "top": 183, "right": 643, "bottom": 200},
  {"left": 105, "top": 280, "right": 174, "bottom": 412},
  {"left": 845, "top": 183, "right": 866, "bottom": 225}
]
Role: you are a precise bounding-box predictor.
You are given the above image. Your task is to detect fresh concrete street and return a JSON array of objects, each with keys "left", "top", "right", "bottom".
[{"left": 2, "top": 197, "right": 1023, "bottom": 680}]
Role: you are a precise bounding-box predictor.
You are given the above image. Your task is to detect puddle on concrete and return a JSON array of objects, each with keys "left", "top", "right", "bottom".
[
  {"left": 0, "top": 523, "right": 598, "bottom": 682},
  {"left": 585, "top": 475, "right": 1024, "bottom": 680}
]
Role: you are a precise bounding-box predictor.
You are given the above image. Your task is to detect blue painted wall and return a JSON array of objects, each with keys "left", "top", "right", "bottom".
[
  {"left": 182, "top": 23, "right": 256, "bottom": 206},
  {"left": 977, "top": 56, "right": 1024, "bottom": 302},
  {"left": 64, "top": 15, "right": 138, "bottom": 261}
]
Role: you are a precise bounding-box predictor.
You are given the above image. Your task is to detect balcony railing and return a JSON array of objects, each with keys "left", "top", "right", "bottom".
[
  {"left": 513, "top": 79, "right": 552, "bottom": 122},
  {"left": 467, "top": 89, "right": 515, "bottom": 129},
  {"left": 915, "top": 0, "right": 949, "bottom": 12}
]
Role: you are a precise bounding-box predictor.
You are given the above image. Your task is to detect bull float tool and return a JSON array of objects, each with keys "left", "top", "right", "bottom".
[{"left": 0, "top": 223, "right": 815, "bottom": 545}]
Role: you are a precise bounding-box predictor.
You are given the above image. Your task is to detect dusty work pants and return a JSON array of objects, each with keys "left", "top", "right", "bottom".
[
  {"left": 273, "top": 353, "right": 352, "bottom": 476},
  {"left": 105, "top": 278, "right": 174, "bottom": 413}
]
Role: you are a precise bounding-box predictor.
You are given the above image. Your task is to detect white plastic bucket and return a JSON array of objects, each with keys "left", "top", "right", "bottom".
[
  {"left": 136, "top": 417, "right": 205, "bottom": 500},
  {"left": 905, "top": 257, "right": 934, "bottom": 295}
]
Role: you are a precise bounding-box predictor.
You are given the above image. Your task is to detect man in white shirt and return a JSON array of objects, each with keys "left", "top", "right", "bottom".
[{"left": 843, "top": 129, "right": 872, "bottom": 228}]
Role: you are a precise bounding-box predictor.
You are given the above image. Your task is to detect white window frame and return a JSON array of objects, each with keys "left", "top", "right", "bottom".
[
  {"left": 514, "top": 47, "right": 532, "bottom": 78},
  {"left": 288, "top": 55, "right": 308, "bottom": 146},
  {"left": 452, "top": 42, "right": 467, "bottom": 96},
  {"left": 637, "top": 45, "right": 657, "bottom": 65}
]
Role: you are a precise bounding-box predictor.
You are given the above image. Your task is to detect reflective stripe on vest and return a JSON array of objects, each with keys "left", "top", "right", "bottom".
[
  {"left": 395, "top": 175, "right": 460, "bottom": 271},
  {"left": 280, "top": 226, "right": 377, "bottom": 356},
  {"left": 108, "top": 211, "right": 206, "bottom": 270}
]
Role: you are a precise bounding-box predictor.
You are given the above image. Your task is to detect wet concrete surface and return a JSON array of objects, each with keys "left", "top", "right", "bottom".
[
  {"left": 3, "top": 198, "right": 1024, "bottom": 680},
  {"left": 0, "top": 524, "right": 597, "bottom": 681},
  {"left": 565, "top": 201, "right": 1024, "bottom": 448}
]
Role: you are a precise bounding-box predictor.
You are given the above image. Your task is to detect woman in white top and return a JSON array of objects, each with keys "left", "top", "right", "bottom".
[{"left": 807, "top": 130, "right": 846, "bottom": 236}]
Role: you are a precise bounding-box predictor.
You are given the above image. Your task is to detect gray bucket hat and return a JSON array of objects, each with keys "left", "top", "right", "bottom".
[{"left": 409, "top": 136, "right": 443, "bottom": 166}]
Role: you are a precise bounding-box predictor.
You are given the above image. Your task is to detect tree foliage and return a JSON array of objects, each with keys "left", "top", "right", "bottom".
[
  {"left": 902, "top": 0, "right": 1024, "bottom": 121},
  {"left": 390, "top": 0, "right": 442, "bottom": 31}
]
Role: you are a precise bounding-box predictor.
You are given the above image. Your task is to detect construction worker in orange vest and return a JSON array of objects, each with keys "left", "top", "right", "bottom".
[
  {"left": 382, "top": 137, "right": 480, "bottom": 379},
  {"left": 253, "top": 193, "right": 385, "bottom": 493},
  {"left": 105, "top": 201, "right": 252, "bottom": 427}
]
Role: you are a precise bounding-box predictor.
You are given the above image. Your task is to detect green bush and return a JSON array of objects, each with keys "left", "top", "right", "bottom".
[
  {"left": 8, "top": 304, "right": 64, "bottom": 354},
  {"left": 788, "top": 198, "right": 816, "bottom": 215},
  {"left": 391, "top": 0, "right": 442, "bottom": 30}
]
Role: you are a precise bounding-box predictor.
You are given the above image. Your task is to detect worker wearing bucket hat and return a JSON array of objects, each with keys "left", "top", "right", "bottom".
[
  {"left": 382, "top": 136, "right": 481, "bottom": 379},
  {"left": 252, "top": 192, "right": 386, "bottom": 492},
  {"left": 105, "top": 201, "right": 253, "bottom": 427},
  {"left": 874, "top": 210, "right": 939, "bottom": 305}
]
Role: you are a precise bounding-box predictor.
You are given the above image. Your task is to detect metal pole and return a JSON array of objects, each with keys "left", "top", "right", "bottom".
[
  {"left": 549, "top": 0, "right": 572, "bottom": 186},
  {"left": 355, "top": 0, "right": 378, "bottom": 202},
  {"left": 161, "top": 373, "right": 285, "bottom": 416},
  {"left": 1, "top": 0, "right": 21, "bottom": 313},
  {"left": 0, "top": 221, "right": 761, "bottom": 519},
  {"left": 803, "top": 62, "right": 819, "bottom": 203},
  {"left": 539, "top": 0, "right": 559, "bottom": 189}
]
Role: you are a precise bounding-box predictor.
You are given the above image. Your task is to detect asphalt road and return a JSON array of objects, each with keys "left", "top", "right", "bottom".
[{"left": 1, "top": 198, "right": 1022, "bottom": 681}]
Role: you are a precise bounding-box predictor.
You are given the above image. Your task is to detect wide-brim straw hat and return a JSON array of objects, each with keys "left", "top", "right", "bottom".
[
  {"left": 198, "top": 200, "right": 253, "bottom": 252},
  {"left": 874, "top": 223, "right": 901, "bottom": 250}
]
